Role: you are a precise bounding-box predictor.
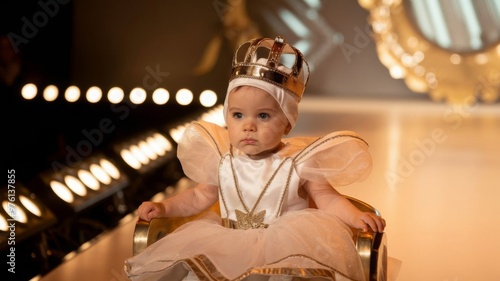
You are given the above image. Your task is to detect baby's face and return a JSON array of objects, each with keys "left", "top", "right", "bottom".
[{"left": 226, "top": 86, "right": 290, "bottom": 159}]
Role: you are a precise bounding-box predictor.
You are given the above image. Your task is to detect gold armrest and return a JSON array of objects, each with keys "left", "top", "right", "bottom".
[
  {"left": 133, "top": 215, "right": 197, "bottom": 256},
  {"left": 132, "top": 197, "right": 388, "bottom": 281},
  {"left": 346, "top": 196, "right": 387, "bottom": 281},
  {"left": 354, "top": 229, "right": 387, "bottom": 281}
]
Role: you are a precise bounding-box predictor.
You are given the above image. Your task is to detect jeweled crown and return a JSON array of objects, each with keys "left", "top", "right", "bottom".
[{"left": 229, "top": 36, "right": 310, "bottom": 101}]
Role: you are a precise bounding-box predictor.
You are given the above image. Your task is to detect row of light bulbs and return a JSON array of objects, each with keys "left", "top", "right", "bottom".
[
  {"left": 20, "top": 83, "right": 219, "bottom": 107},
  {"left": 0, "top": 142, "right": 163, "bottom": 231},
  {"left": 0, "top": 102, "right": 225, "bottom": 231},
  {"left": 119, "top": 132, "right": 173, "bottom": 170},
  {"left": 43, "top": 105, "right": 226, "bottom": 207},
  {"left": 118, "top": 105, "right": 225, "bottom": 172},
  {"left": 48, "top": 158, "right": 122, "bottom": 204},
  {"left": 1, "top": 194, "right": 41, "bottom": 229}
]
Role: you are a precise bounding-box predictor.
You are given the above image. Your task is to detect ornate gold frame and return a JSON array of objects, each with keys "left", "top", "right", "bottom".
[{"left": 358, "top": 0, "right": 500, "bottom": 104}]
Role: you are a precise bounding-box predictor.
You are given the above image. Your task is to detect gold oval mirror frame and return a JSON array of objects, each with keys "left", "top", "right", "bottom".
[{"left": 359, "top": 0, "right": 500, "bottom": 105}]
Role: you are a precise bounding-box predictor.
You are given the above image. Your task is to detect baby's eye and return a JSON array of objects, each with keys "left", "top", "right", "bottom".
[
  {"left": 258, "top": 113, "right": 270, "bottom": 119},
  {"left": 233, "top": 112, "right": 243, "bottom": 119}
]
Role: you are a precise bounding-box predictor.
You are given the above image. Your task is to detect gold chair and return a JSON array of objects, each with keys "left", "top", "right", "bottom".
[{"left": 132, "top": 196, "right": 387, "bottom": 281}]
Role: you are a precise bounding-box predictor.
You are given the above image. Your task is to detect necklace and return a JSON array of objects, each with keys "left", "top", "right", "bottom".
[{"left": 227, "top": 147, "right": 293, "bottom": 229}]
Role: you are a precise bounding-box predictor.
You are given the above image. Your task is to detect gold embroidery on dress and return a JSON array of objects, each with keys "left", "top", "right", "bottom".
[
  {"left": 227, "top": 146, "right": 292, "bottom": 229},
  {"left": 294, "top": 134, "right": 368, "bottom": 162},
  {"left": 235, "top": 209, "right": 267, "bottom": 230},
  {"left": 192, "top": 122, "right": 224, "bottom": 157}
]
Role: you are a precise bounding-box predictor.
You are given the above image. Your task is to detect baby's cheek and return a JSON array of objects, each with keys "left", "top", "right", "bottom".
[
  {"left": 260, "top": 129, "right": 281, "bottom": 146},
  {"left": 228, "top": 132, "right": 240, "bottom": 147},
  {"left": 260, "top": 130, "right": 274, "bottom": 140},
  {"left": 266, "top": 123, "right": 285, "bottom": 135}
]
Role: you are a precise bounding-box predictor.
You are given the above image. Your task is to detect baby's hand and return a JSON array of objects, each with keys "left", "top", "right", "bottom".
[
  {"left": 354, "top": 212, "right": 386, "bottom": 233},
  {"left": 137, "top": 201, "right": 166, "bottom": 221}
]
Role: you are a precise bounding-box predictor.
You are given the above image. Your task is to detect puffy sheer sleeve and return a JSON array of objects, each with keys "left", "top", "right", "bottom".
[
  {"left": 292, "top": 131, "right": 372, "bottom": 187},
  {"left": 177, "top": 121, "right": 230, "bottom": 186}
]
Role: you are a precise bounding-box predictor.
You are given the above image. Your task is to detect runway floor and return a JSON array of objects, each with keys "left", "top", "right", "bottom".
[{"left": 38, "top": 97, "right": 500, "bottom": 281}]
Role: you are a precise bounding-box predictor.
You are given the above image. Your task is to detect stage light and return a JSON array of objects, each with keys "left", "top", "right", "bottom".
[
  {"left": 64, "top": 174, "right": 88, "bottom": 196},
  {"left": 0, "top": 214, "right": 7, "bottom": 232},
  {"left": 64, "top": 85, "right": 80, "bottom": 102},
  {"left": 110, "top": 129, "right": 184, "bottom": 208},
  {"left": 200, "top": 104, "right": 225, "bottom": 126},
  {"left": 85, "top": 86, "right": 102, "bottom": 102},
  {"left": 99, "top": 158, "right": 121, "bottom": 180},
  {"left": 0, "top": 183, "right": 57, "bottom": 252},
  {"left": 3, "top": 158, "right": 131, "bottom": 280},
  {"left": 152, "top": 88, "right": 169, "bottom": 105},
  {"left": 130, "top": 87, "right": 147, "bottom": 104},
  {"left": 166, "top": 105, "right": 226, "bottom": 144},
  {"left": 150, "top": 133, "right": 173, "bottom": 154},
  {"left": 2, "top": 200, "right": 28, "bottom": 223},
  {"left": 199, "top": 89, "right": 217, "bottom": 107},
  {"left": 130, "top": 144, "right": 151, "bottom": 165},
  {"left": 120, "top": 149, "right": 142, "bottom": 170},
  {"left": 89, "top": 162, "right": 113, "bottom": 185},
  {"left": 34, "top": 153, "right": 129, "bottom": 214},
  {"left": 114, "top": 131, "right": 175, "bottom": 174},
  {"left": 86, "top": 86, "right": 103, "bottom": 103},
  {"left": 175, "top": 88, "right": 193, "bottom": 105},
  {"left": 138, "top": 140, "right": 158, "bottom": 160},
  {"left": 108, "top": 87, "right": 125, "bottom": 104},
  {"left": 49, "top": 180, "right": 74, "bottom": 203},
  {"left": 19, "top": 195, "right": 42, "bottom": 217},
  {"left": 0, "top": 185, "right": 57, "bottom": 280},
  {"left": 168, "top": 122, "right": 190, "bottom": 143},
  {"left": 77, "top": 169, "right": 100, "bottom": 191},
  {"left": 43, "top": 85, "right": 59, "bottom": 102},
  {"left": 21, "top": 83, "right": 38, "bottom": 100}
]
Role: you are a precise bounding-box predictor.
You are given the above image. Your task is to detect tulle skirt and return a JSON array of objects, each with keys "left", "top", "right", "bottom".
[{"left": 125, "top": 209, "right": 365, "bottom": 281}]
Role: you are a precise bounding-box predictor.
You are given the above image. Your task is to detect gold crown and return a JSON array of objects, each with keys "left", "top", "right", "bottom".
[{"left": 229, "top": 36, "right": 310, "bottom": 101}]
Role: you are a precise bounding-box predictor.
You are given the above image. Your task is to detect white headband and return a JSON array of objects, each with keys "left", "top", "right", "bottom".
[{"left": 223, "top": 77, "right": 300, "bottom": 130}]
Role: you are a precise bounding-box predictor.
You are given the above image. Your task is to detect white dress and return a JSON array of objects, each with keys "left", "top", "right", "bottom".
[{"left": 125, "top": 120, "right": 373, "bottom": 281}]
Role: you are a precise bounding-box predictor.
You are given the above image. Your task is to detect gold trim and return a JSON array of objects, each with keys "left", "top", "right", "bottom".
[
  {"left": 192, "top": 122, "right": 224, "bottom": 158},
  {"left": 225, "top": 151, "right": 293, "bottom": 229},
  {"left": 230, "top": 36, "right": 310, "bottom": 101},
  {"left": 359, "top": 0, "right": 500, "bottom": 104},
  {"left": 132, "top": 254, "right": 360, "bottom": 281},
  {"left": 218, "top": 154, "right": 230, "bottom": 216},
  {"left": 222, "top": 218, "right": 269, "bottom": 229},
  {"left": 131, "top": 196, "right": 386, "bottom": 281},
  {"left": 228, "top": 150, "right": 289, "bottom": 214},
  {"left": 230, "top": 64, "right": 304, "bottom": 100},
  {"left": 294, "top": 134, "right": 368, "bottom": 163}
]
